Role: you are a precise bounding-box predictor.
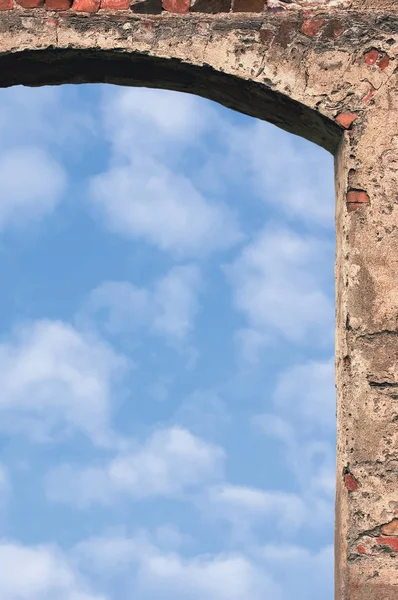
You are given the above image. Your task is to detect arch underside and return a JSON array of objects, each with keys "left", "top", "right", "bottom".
[
  {"left": 0, "top": 48, "right": 341, "bottom": 153},
  {"left": 0, "top": 10, "right": 349, "bottom": 154}
]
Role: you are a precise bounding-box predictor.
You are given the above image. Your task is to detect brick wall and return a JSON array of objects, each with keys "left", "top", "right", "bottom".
[{"left": 0, "top": 0, "right": 347, "bottom": 14}]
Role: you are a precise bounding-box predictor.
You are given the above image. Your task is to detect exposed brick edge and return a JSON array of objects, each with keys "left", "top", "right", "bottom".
[
  {"left": 1, "top": 0, "right": 254, "bottom": 12},
  {"left": 0, "top": 0, "right": 337, "bottom": 14}
]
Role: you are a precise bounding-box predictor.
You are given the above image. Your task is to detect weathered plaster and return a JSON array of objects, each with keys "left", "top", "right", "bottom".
[{"left": 0, "top": 1, "right": 397, "bottom": 598}]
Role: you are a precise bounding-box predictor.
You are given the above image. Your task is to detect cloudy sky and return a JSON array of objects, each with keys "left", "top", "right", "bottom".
[{"left": 0, "top": 82, "right": 336, "bottom": 599}]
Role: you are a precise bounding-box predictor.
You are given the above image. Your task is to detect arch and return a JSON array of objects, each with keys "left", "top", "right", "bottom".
[
  {"left": 0, "top": 46, "right": 341, "bottom": 152},
  {"left": 1, "top": 3, "right": 398, "bottom": 600},
  {"left": 0, "top": 9, "right": 358, "bottom": 152}
]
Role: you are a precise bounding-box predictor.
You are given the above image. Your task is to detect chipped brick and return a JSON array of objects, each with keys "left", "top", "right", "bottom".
[
  {"left": 16, "top": 0, "right": 43, "bottom": 6},
  {"left": 347, "top": 190, "right": 370, "bottom": 205},
  {"left": 72, "top": 0, "right": 99, "bottom": 11},
  {"left": 378, "top": 54, "right": 390, "bottom": 71},
  {"left": 301, "top": 19, "right": 324, "bottom": 37},
  {"left": 336, "top": 112, "right": 358, "bottom": 129},
  {"left": 362, "top": 84, "right": 376, "bottom": 104},
  {"left": 45, "top": 0, "right": 72, "bottom": 9},
  {"left": 162, "top": 0, "right": 189, "bottom": 12},
  {"left": 381, "top": 519, "right": 398, "bottom": 536},
  {"left": 376, "top": 537, "right": 398, "bottom": 552},
  {"left": 344, "top": 473, "right": 359, "bottom": 491},
  {"left": 100, "top": 0, "right": 129, "bottom": 8},
  {"left": 364, "top": 49, "right": 379, "bottom": 65}
]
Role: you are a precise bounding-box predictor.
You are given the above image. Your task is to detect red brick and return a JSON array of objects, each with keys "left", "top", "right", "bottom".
[
  {"left": 232, "top": 0, "right": 264, "bottom": 11},
  {"left": 73, "top": 0, "right": 99, "bottom": 9},
  {"left": 0, "top": 0, "right": 12, "bottom": 9},
  {"left": 46, "top": 0, "right": 72, "bottom": 8},
  {"left": 336, "top": 112, "right": 358, "bottom": 129},
  {"left": 347, "top": 190, "right": 370, "bottom": 204},
  {"left": 162, "top": 0, "right": 189, "bottom": 12},
  {"left": 378, "top": 53, "right": 390, "bottom": 71},
  {"left": 17, "top": 0, "right": 43, "bottom": 6},
  {"left": 344, "top": 473, "right": 358, "bottom": 491},
  {"left": 362, "top": 84, "right": 375, "bottom": 104},
  {"left": 357, "top": 545, "right": 367, "bottom": 554},
  {"left": 101, "top": 0, "right": 129, "bottom": 7},
  {"left": 301, "top": 19, "right": 325, "bottom": 37},
  {"left": 376, "top": 537, "right": 398, "bottom": 552},
  {"left": 364, "top": 49, "right": 379, "bottom": 65},
  {"left": 381, "top": 519, "right": 398, "bottom": 536}
]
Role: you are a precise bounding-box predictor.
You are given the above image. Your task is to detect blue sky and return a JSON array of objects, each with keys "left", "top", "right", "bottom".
[{"left": 0, "top": 82, "right": 336, "bottom": 599}]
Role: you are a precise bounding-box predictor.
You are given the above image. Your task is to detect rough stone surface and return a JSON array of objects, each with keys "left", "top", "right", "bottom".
[{"left": 0, "top": 2, "right": 398, "bottom": 600}]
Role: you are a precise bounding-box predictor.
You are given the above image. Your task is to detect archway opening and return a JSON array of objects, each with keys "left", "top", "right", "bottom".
[{"left": 0, "top": 80, "right": 336, "bottom": 600}]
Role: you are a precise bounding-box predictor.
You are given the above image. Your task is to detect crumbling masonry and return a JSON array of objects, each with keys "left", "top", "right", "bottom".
[{"left": 0, "top": 0, "right": 397, "bottom": 597}]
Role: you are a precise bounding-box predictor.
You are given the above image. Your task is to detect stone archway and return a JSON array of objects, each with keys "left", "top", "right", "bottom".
[{"left": 1, "top": 2, "right": 398, "bottom": 598}]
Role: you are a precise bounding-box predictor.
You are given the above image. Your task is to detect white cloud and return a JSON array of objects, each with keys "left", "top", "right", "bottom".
[
  {"left": 73, "top": 530, "right": 334, "bottom": 600},
  {"left": 75, "top": 532, "right": 282, "bottom": 600},
  {"left": 255, "top": 543, "right": 334, "bottom": 600},
  {"left": 0, "top": 541, "right": 105, "bottom": 600},
  {"left": 206, "top": 484, "right": 307, "bottom": 532},
  {"left": 254, "top": 422, "right": 335, "bottom": 501},
  {"left": 0, "top": 147, "right": 66, "bottom": 231},
  {"left": 89, "top": 160, "right": 241, "bottom": 257},
  {"left": 0, "top": 465, "right": 9, "bottom": 504},
  {"left": 0, "top": 86, "right": 96, "bottom": 152},
  {"left": 84, "top": 281, "right": 150, "bottom": 333},
  {"left": 152, "top": 265, "right": 201, "bottom": 341},
  {"left": 255, "top": 543, "right": 333, "bottom": 600},
  {"left": 253, "top": 357, "right": 336, "bottom": 501},
  {"left": 201, "top": 481, "right": 332, "bottom": 545},
  {"left": 222, "top": 120, "right": 335, "bottom": 226},
  {"left": 234, "top": 328, "right": 268, "bottom": 366},
  {"left": 101, "top": 87, "right": 213, "bottom": 157},
  {"left": 0, "top": 86, "right": 98, "bottom": 233},
  {"left": 46, "top": 427, "right": 225, "bottom": 508},
  {"left": 274, "top": 358, "right": 335, "bottom": 430},
  {"left": 174, "top": 390, "right": 231, "bottom": 438},
  {"left": 86, "top": 265, "right": 201, "bottom": 344},
  {"left": 89, "top": 88, "right": 242, "bottom": 257},
  {"left": 0, "top": 320, "right": 127, "bottom": 446},
  {"left": 254, "top": 414, "right": 295, "bottom": 448},
  {"left": 226, "top": 224, "right": 333, "bottom": 346}
]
